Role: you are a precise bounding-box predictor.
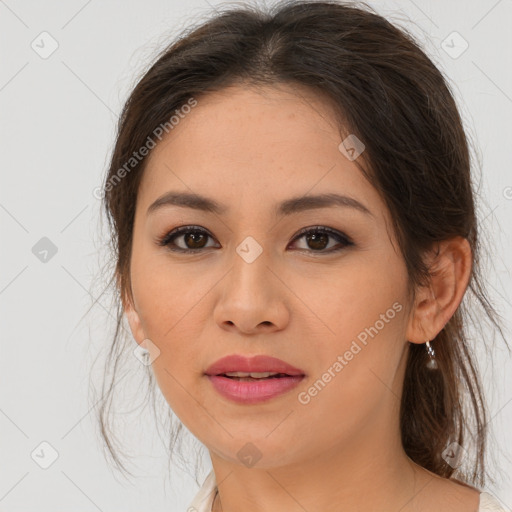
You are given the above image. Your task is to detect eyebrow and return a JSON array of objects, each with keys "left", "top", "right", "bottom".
[{"left": 147, "top": 191, "right": 373, "bottom": 218}]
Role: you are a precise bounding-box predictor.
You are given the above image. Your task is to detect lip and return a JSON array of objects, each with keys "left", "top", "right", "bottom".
[
  {"left": 204, "top": 354, "right": 306, "bottom": 405},
  {"left": 206, "top": 374, "right": 305, "bottom": 404},
  {"left": 204, "top": 354, "right": 305, "bottom": 376}
]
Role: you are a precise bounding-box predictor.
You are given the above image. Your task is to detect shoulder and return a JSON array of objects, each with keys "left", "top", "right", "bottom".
[
  {"left": 412, "top": 472, "right": 480, "bottom": 512},
  {"left": 186, "top": 470, "right": 217, "bottom": 512},
  {"left": 478, "top": 491, "right": 509, "bottom": 512}
]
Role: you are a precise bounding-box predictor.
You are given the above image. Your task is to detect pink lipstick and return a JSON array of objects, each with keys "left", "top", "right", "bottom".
[{"left": 204, "top": 354, "right": 306, "bottom": 404}]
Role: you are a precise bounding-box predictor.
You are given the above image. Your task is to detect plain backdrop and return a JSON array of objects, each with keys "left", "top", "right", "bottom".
[{"left": 1, "top": 0, "right": 511, "bottom": 510}]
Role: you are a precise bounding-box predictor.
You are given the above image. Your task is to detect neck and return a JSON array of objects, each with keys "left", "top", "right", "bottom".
[{"left": 210, "top": 431, "right": 433, "bottom": 512}]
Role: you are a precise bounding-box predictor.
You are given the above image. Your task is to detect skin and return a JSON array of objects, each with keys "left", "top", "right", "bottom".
[{"left": 124, "top": 84, "right": 479, "bottom": 512}]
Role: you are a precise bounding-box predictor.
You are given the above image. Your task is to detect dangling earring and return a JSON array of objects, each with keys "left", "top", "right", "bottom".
[{"left": 425, "top": 339, "right": 438, "bottom": 370}]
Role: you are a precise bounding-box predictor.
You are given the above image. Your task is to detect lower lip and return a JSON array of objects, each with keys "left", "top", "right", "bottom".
[{"left": 206, "top": 375, "right": 305, "bottom": 404}]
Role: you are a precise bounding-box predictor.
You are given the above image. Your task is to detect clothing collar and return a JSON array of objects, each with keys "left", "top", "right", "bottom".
[{"left": 186, "top": 470, "right": 217, "bottom": 512}]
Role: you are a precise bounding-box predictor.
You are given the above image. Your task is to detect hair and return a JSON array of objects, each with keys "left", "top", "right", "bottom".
[{"left": 92, "top": 0, "right": 508, "bottom": 490}]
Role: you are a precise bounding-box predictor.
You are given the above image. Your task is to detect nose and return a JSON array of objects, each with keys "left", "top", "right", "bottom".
[{"left": 213, "top": 248, "right": 289, "bottom": 335}]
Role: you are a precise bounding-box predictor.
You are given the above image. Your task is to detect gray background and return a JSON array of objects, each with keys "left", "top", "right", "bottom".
[{"left": 1, "top": 0, "right": 511, "bottom": 510}]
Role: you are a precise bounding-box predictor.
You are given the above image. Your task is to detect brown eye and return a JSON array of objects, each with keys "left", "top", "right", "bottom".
[
  {"left": 182, "top": 231, "right": 208, "bottom": 249},
  {"left": 289, "top": 226, "right": 353, "bottom": 253},
  {"left": 305, "top": 232, "right": 329, "bottom": 250},
  {"left": 157, "top": 226, "right": 217, "bottom": 252}
]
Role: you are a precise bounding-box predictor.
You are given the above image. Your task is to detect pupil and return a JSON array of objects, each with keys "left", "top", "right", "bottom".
[
  {"left": 185, "top": 232, "right": 206, "bottom": 249},
  {"left": 308, "top": 233, "right": 328, "bottom": 250}
]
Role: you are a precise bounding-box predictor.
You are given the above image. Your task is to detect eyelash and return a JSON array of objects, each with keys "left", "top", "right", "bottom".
[{"left": 156, "top": 225, "right": 354, "bottom": 254}]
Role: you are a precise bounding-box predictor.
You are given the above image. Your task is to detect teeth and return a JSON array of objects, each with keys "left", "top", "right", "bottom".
[{"left": 223, "top": 371, "right": 281, "bottom": 378}]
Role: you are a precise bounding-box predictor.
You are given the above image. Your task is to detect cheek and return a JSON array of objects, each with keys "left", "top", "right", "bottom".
[
  {"left": 300, "top": 251, "right": 408, "bottom": 350},
  {"left": 291, "top": 311, "right": 407, "bottom": 461},
  {"left": 130, "top": 243, "right": 213, "bottom": 342},
  {"left": 296, "top": 256, "right": 408, "bottom": 411},
  {"left": 129, "top": 256, "right": 208, "bottom": 412}
]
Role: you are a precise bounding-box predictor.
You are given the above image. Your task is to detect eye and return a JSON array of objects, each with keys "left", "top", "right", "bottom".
[
  {"left": 156, "top": 225, "right": 218, "bottom": 253},
  {"left": 288, "top": 226, "right": 353, "bottom": 253},
  {"left": 156, "top": 225, "right": 353, "bottom": 254}
]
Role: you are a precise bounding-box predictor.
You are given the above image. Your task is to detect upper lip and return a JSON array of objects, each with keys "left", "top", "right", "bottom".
[{"left": 205, "top": 354, "right": 305, "bottom": 376}]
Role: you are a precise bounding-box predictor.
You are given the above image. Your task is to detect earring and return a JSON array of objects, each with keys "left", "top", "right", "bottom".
[{"left": 425, "top": 339, "right": 438, "bottom": 370}]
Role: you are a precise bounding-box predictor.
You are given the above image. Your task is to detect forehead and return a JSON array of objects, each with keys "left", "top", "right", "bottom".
[
  {"left": 138, "top": 84, "right": 386, "bottom": 222},
  {"left": 148, "top": 84, "right": 343, "bottom": 160}
]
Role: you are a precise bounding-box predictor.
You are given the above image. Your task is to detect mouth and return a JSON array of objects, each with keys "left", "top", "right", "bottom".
[
  {"left": 204, "top": 355, "right": 306, "bottom": 404},
  {"left": 217, "top": 371, "right": 300, "bottom": 380},
  {"left": 206, "top": 373, "right": 305, "bottom": 404}
]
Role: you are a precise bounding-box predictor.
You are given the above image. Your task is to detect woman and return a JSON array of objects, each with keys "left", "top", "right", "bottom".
[{"left": 96, "top": 1, "right": 510, "bottom": 510}]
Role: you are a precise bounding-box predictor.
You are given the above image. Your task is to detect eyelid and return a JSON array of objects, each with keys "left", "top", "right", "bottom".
[
  {"left": 156, "top": 225, "right": 218, "bottom": 250},
  {"left": 288, "top": 225, "right": 353, "bottom": 253},
  {"left": 291, "top": 225, "right": 352, "bottom": 243}
]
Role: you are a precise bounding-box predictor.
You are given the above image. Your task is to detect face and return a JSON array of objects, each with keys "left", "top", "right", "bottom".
[{"left": 124, "top": 84, "right": 417, "bottom": 469}]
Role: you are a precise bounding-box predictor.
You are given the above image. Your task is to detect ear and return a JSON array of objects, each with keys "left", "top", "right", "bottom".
[
  {"left": 406, "top": 236, "right": 472, "bottom": 344},
  {"left": 122, "top": 291, "right": 147, "bottom": 345}
]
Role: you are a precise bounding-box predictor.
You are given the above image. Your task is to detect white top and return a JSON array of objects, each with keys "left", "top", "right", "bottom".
[{"left": 186, "top": 470, "right": 509, "bottom": 512}]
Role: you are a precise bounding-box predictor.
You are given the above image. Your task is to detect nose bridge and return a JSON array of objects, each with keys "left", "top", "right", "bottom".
[
  {"left": 228, "top": 234, "right": 272, "bottom": 298},
  {"left": 214, "top": 233, "right": 287, "bottom": 332}
]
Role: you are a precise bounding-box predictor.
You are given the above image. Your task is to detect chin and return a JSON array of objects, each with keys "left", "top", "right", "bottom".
[{"left": 209, "top": 434, "right": 300, "bottom": 469}]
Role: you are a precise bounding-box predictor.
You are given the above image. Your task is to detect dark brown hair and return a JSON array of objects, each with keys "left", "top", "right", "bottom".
[{"left": 92, "top": 0, "right": 508, "bottom": 489}]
